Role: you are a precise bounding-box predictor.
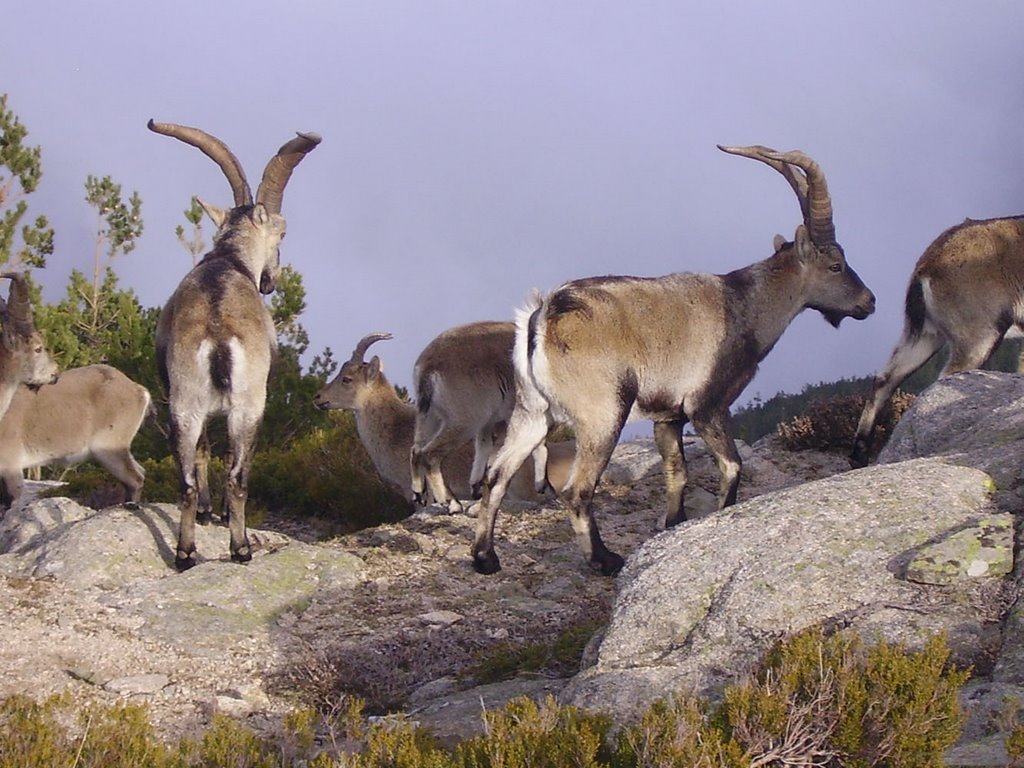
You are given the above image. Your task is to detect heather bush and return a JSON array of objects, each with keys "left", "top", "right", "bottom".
[
  {"left": 776, "top": 390, "right": 915, "bottom": 455},
  {"left": 0, "top": 630, "right": 969, "bottom": 767}
]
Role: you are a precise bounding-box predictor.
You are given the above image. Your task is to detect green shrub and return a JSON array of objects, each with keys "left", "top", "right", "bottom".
[
  {"left": 0, "top": 630, "right": 970, "bottom": 767},
  {"left": 249, "top": 412, "right": 412, "bottom": 534},
  {"left": 455, "top": 695, "right": 612, "bottom": 768},
  {"left": 776, "top": 390, "right": 915, "bottom": 454}
]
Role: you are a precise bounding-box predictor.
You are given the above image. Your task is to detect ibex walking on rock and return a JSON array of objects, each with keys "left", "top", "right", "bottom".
[
  {"left": 473, "top": 145, "right": 875, "bottom": 576},
  {"left": 850, "top": 215, "right": 1024, "bottom": 467},
  {"left": 149, "top": 119, "right": 320, "bottom": 569}
]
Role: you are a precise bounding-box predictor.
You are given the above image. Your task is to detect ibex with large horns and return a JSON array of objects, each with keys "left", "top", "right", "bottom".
[
  {"left": 314, "top": 332, "right": 574, "bottom": 504},
  {"left": 472, "top": 145, "right": 876, "bottom": 576},
  {"left": 0, "top": 272, "right": 58, "bottom": 418},
  {"left": 850, "top": 214, "right": 1024, "bottom": 467},
  {"left": 149, "top": 119, "right": 320, "bottom": 570}
]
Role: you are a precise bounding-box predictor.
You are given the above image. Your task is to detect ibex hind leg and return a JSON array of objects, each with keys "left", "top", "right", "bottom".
[
  {"left": 472, "top": 408, "right": 549, "bottom": 574},
  {"left": 851, "top": 329, "right": 943, "bottom": 468},
  {"left": 563, "top": 427, "right": 625, "bottom": 576},
  {"left": 93, "top": 448, "right": 146, "bottom": 509},
  {"left": 225, "top": 412, "right": 259, "bottom": 564},
  {"left": 170, "top": 414, "right": 205, "bottom": 571}
]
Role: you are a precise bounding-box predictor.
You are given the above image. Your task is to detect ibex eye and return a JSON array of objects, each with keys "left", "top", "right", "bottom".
[
  {"left": 341, "top": 376, "right": 353, "bottom": 384},
  {"left": 829, "top": 263, "right": 843, "bottom": 273}
]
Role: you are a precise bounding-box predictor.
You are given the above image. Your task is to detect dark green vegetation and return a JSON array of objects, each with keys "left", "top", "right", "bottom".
[
  {"left": 733, "top": 337, "right": 1022, "bottom": 449},
  {"left": 0, "top": 630, "right": 981, "bottom": 767}
]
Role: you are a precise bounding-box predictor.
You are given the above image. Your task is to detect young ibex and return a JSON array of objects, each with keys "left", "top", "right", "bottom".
[
  {"left": 850, "top": 214, "right": 1024, "bottom": 467},
  {"left": 473, "top": 145, "right": 876, "bottom": 576},
  {"left": 0, "top": 272, "right": 58, "bottom": 418},
  {"left": 411, "top": 321, "right": 550, "bottom": 513},
  {"left": 0, "top": 365, "right": 151, "bottom": 507},
  {"left": 149, "top": 119, "right": 320, "bottom": 570},
  {"left": 314, "top": 333, "right": 573, "bottom": 504}
]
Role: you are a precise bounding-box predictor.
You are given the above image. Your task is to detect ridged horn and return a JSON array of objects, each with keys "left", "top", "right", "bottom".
[
  {"left": 765, "top": 149, "right": 836, "bottom": 245},
  {"left": 254, "top": 132, "right": 322, "bottom": 215},
  {"left": 350, "top": 332, "right": 393, "bottom": 363},
  {"left": 718, "top": 144, "right": 837, "bottom": 245},
  {"left": 0, "top": 272, "right": 36, "bottom": 339},
  {"left": 147, "top": 119, "right": 252, "bottom": 208}
]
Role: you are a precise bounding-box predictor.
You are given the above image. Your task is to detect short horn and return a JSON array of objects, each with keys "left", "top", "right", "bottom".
[
  {"left": 350, "top": 332, "right": 393, "bottom": 363},
  {"left": 0, "top": 271, "right": 35, "bottom": 338},
  {"left": 764, "top": 149, "right": 836, "bottom": 245},
  {"left": 718, "top": 144, "right": 810, "bottom": 222},
  {"left": 255, "top": 131, "right": 322, "bottom": 215},
  {"left": 147, "top": 119, "right": 252, "bottom": 208}
]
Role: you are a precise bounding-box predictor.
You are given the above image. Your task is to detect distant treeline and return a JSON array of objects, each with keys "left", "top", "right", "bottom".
[{"left": 732, "top": 338, "right": 1023, "bottom": 444}]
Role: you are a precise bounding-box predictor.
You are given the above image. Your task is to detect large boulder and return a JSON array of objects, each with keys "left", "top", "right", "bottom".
[{"left": 561, "top": 457, "right": 1008, "bottom": 723}]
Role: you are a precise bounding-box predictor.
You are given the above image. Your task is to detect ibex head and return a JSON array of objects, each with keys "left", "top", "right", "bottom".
[
  {"left": 147, "top": 120, "right": 321, "bottom": 295},
  {"left": 0, "top": 271, "right": 58, "bottom": 389},
  {"left": 314, "top": 332, "right": 393, "bottom": 411},
  {"left": 718, "top": 144, "right": 876, "bottom": 327}
]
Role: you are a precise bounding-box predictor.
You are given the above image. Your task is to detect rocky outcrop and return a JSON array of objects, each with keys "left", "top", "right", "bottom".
[{"left": 1, "top": 373, "right": 1022, "bottom": 765}]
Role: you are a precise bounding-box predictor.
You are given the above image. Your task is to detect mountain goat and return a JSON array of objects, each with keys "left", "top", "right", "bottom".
[
  {"left": 850, "top": 214, "right": 1024, "bottom": 467},
  {"left": 0, "top": 365, "right": 150, "bottom": 507},
  {"left": 473, "top": 145, "right": 876, "bottom": 576},
  {"left": 411, "top": 321, "right": 550, "bottom": 513},
  {"left": 149, "top": 119, "right": 320, "bottom": 569},
  {"left": 314, "top": 332, "right": 573, "bottom": 504}
]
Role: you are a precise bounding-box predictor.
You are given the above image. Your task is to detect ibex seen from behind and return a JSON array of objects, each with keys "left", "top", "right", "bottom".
[
  {"left": 314, "top": 332, "right": 573, "bottom": 504},
  {"left": 473, "top": 145, "right": 876, "bottom": 576},
  {"left": 411, "top": 321, "right": 550, "bottom": 513},
  {"left": 850, "top": 214, "right": 1024, "bottom": 467},
  {"left": 149, "top": 119, "right": 320, "bottom": 570},
  {"left": 0, "top": 272, "right": 58, "bottom": 418},
  {"left": 0, "top": 364, "right": 150, "bottom": 507}
]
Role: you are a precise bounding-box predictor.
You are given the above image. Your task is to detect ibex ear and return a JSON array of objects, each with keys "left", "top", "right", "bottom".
[
  {"left": 251, "top": 203, "right": 271, "bottom": 225},
  {"left": 197, "top": 198, "right": 228, "bottom": 229},
  {"left": 367, "top": 356, "right": 383, "bottom": 379},
  {"left": 772, "top": 234, "right": 787, "bottom": 253},
  {"left": 793, "top": 224, "right": 816, "bottom": 262}
]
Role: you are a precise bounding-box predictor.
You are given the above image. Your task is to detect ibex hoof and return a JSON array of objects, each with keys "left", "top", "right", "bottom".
[
  {"left": 196, "top": 511, "right": 214, "bottom": 525},
  {"left": 470, "top": 481, "right": 483, "bottom": 500},
  {"left": 231, "top": 546, "right": 253, "bottom": 564},
  {"left": 592, "top": 551, "right": 625, "bottom": 577},
  {"left": 413, "top": 491, "right": 428, "bottom": 507},
  {"left": 175, "top": 551, "right": 197, "bottom": 572},
  {"left": 848, "top": 448, "right": 870, "bottom": 469},
  {"left": 472, "top": 550, "right": 502, "bottom": 575}
]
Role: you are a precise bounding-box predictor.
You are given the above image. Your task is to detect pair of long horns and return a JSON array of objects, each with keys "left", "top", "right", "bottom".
[
  {"left": 147, "top": 119, "right": 322, "bottom": 214},
  {"left": 349, "top": 332, "right": 392, "bottom": 364},
  {"left": 0, "top": 272, "right": 36, "bottom": 339},
  {"left": 718, "top": 144, "right": 836, "bottom": 246}
]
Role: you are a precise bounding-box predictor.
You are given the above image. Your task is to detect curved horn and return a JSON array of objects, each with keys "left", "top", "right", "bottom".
[
  {"left": 717, "top": 144, "right": 810, "bottom": 223},
  {"left": 764, "top": 149, "right": 836, "bottom": 245},
  {"left": 255, "top": 131, "right": 322, "bottom": 215},
  {"left": 350, "top": 332, "right": 393, "bottom": 363},
  {"left": 147, "top": 119, "right": 252, "bottom": 208},
  {"left": 0, "top": 272, "right": 35, "bottom": 339}
]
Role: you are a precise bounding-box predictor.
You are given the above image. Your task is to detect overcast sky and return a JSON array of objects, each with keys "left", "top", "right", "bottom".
[{"left": 4, "top": 1, "right": 1024, "bottom": 436}]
